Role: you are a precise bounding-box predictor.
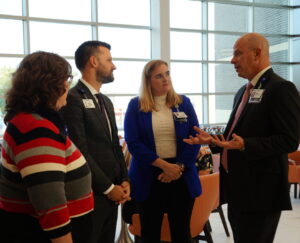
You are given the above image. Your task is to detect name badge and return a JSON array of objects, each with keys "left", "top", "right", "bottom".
[
  {"left": 82, "top": 99, "right": 96, "bottom": 108},
  {"left": 249, "top": 89, "right": 265, "bottom": 103},
  {"left": 173, "top": 111, "right": 188, "bottom": 122}
]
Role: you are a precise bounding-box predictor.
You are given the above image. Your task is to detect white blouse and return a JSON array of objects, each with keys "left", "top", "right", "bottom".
[{"left": 152, "top": 95, "right": 177, "bottom": 159}]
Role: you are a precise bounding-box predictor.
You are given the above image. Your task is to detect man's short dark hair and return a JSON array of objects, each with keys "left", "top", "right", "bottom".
[{"left": 75, "top": 41, "right": 111, "bottom": 72}]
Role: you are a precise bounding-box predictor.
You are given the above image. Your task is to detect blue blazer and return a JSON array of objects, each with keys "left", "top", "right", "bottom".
[{"left": 124, "top": 95, "right": 202, "bottom": 202}]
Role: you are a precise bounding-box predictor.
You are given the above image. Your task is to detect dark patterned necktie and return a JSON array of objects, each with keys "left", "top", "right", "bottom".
[{"left": 95, "top": 93, "right": 110, "bottom": 132}]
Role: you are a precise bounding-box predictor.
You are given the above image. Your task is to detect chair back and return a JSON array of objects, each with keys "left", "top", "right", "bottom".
[
  {"left": 288, "top": 164, "right": 299, "bottom": 183},
  {"left": 120, "top": 139, "right": 132, "bottom": 169},
  {"left": 190, "top": 173, "right": 219, "bottom": 238},
  {"left": 128, "top": 173, "right": 219, "bottom": 242},
  {"left": 288, "top": 150, "right": 300, "bottom": 165},
  {"left": 297, "top": 166, "right": 300, "bottom": 186}
]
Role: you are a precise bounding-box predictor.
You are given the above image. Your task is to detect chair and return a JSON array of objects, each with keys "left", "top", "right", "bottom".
[
  {"left": 128, "top": 173, "right": 220, "bottom": 243},
  {"left": 297, "top": 166, "right": 300, "bottom": 189},
  {"left": 210, "top": 203, "right": 230, "bottom": 237},
  {"left": 121, "top": 140, "right": 132, "bottom": 169},
  {"left": 115, "top": 139, "right": 134, "bottom": 243},
  {"left": 288, "top": 150, "right": 300, "bottom": 165},
  {"left": 288, "top": 162, "right": 300, "bottom": 199},
  {"left": 288, "top": 150, "right": 300, "bottom": 198},
  {"left": 206, "top": 153, "right": 230, "bottom": 237}
]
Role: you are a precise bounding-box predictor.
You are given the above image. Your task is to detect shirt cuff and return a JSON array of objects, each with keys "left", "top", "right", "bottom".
[{"left": 103, "top": 184, "right": 115, "bottom": 195}]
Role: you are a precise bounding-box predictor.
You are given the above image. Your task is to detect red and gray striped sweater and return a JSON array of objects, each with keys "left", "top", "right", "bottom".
[{"left": 0, "top": 111, "right": 94, "bottom": 238}]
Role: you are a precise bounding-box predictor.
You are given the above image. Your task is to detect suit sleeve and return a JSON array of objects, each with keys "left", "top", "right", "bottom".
[
  {"left": 176, "top": 96, "right": 200, "bottom": 168},
  {"left": 124, "top": 99, "right": 159, "bottom": 166},
  {"left": 244, "top": 81, "right": 300, "bottom": 160},
  {"left": 60, "top": 92, "right": 113, "bottom": 193}
]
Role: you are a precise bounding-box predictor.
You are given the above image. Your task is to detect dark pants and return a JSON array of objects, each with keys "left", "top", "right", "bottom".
[
  {"left": 0, "top": 209, "right": 93, "bottom": 243},
  {"left": 228, "top": 206, "right": 281, "bottom": 243},
  {"left": 139, "top": 168, "right": 195, "bottom": 243},
  {"left": 91, "top": 194, "right": 118, "bottom": 243}
]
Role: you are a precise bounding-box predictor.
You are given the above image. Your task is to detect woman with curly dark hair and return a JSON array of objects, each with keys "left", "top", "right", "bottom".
[{"left": 0, "top": 51, "right": 94, "bottom": 243}]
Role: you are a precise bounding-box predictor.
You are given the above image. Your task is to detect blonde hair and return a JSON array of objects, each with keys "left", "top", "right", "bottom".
[{"left": 139, "top": 60, "right": 182, "bottom": 112}]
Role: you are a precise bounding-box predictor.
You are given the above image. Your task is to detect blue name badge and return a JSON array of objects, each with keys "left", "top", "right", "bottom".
[{"left": 249, "top": 89, "right": 265, "bottom": 103}]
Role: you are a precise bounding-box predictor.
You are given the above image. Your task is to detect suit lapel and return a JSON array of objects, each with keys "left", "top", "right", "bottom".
[
  {"left": 234, "top": 69, "right": 272, "bottom": 129},
  {"left": 101, "top": 96, "right": 115, "bottom": 138},
  {"left": 224, "top": 86, "right": 246, "bottom": 137},
  {"left": 76, "top": 81, "right": 112, "bottom": 140}
]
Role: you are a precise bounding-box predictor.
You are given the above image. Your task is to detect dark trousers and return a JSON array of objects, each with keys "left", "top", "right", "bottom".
[
  {"left": 0, "top": 209, "right": 93, "bottom": 243},
  {"left": 228, "top": 206, "right": 281, "bottom": 243},
  {"left": 139, "top": 171, "right": 195, "bottom": 243},
  {"left": 0, "top": 209, "right": 50, "bottom": 243},
  {"left": 91, "top": 194, "right": 118, "bottom": 243}
]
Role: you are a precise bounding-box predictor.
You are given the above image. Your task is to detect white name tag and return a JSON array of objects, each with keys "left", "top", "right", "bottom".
[
  {"left": 173, "top": 111, "right": 188, "bottom": 122},
  {"left": 82, "top": 99, "right": 95, "bottom": 108},
  {"left": 173, "top": 111, "right": 187, "bottom": 119},
  {"left": 249, "top": 89, "right": 265, "bottom": 103}
]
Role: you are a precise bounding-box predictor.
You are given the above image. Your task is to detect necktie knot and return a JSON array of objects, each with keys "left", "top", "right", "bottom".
[
  {"left": 95, "top": 93, "right": 105, "bottom": 112},
  {"left": 246, "top": 82, "right": 253, "bottom": 91},
  {"left": 95, "top": 93, "right": 102, "bottom": 100}
]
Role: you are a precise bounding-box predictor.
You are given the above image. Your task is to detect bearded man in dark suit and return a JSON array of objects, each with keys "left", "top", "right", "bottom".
[
  {"left": 60, "top": 41, "right": 130, "bottom": 243},
  {"left": 185, "top": 33, "right": 300, "bottom": 243}
]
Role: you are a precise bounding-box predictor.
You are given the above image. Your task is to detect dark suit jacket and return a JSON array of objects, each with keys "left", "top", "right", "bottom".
[
  {"left": 215, "top": 69, "right": 300, "bottom": 212},
  {"left": 60, "top": 81, "right": 129, "bottom": 196},
  {"left": 124, "top": 95, "right": 201, "bottom": 202}
]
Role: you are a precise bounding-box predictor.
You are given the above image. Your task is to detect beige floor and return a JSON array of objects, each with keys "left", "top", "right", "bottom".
[
  {"left": 208, "top": 189, "right": 300, "bottom": 243},
  {"left": 116, "top": 186, "right": 300, "bottom": 243}
]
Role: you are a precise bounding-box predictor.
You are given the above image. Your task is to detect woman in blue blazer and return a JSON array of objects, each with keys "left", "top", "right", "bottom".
[{"left": 124, "top": 60, "right": 201, "bottom": 243}]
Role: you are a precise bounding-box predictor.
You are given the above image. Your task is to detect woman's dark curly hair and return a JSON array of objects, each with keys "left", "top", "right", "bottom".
[{"left": 4, "top": 51, "right": 72, "bottom": 123}]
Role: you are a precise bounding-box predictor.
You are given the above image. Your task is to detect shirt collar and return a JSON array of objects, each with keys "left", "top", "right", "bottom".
[
  {"left": 250, "top": 66, "right": 271, "bottom": 87},
  {"left": 80, "top": 78, "right": 100, "bottom": 96}
]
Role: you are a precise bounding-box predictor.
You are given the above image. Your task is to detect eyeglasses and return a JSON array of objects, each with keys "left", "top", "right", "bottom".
[{"left": 67, "top": 75, "right": 73, "bottom": 85}]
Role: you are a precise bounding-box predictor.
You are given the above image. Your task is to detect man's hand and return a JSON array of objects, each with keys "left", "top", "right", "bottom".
[
  {"left": 212, "top": 133, "right": 245, "bottom": 150},
  {"left": 119, "top": 181, "right": 131, "bottom": 204},
  {"left": 183, "top": 126, "right": 213, "bottom": 145},
  {"left": 107, "top": 185, "right": 126, "bottom": 203}
]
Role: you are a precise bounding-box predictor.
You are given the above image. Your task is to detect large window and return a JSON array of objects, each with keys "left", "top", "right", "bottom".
[
  {"left": 0, "top": 0, "right": 299, "bottom": 136},
  {"left": 0, "top": 0, "right": 151, "bottom": 132},
  {"left": 170, "top": 0, "right": 299, "bottom": 125}
]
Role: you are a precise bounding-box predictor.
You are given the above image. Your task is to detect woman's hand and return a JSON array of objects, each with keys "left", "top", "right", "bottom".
[
  {"left": 157, "top": 169, "right": 184, "bottom": 183},
  {"left": 157, "top": 172, "right": 173, "bottom": 183},
  {"left": 152, "top": 158, "right": 183, "bottom": 181},
  {"left": 161, "top": 162, "right": 183, "bottom": 180}
]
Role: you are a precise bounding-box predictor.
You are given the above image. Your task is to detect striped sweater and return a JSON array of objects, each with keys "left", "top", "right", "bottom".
[{"left": 0, "top": 111, "right": 94, "bottom": 238}]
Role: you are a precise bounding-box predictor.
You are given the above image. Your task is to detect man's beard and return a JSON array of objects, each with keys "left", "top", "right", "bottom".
[
  {"left": 96, "top": 70, "right": 114, "bottom": 84},
  {"left": 101, "top": 75, "right": 114, "bottom": 84}
]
